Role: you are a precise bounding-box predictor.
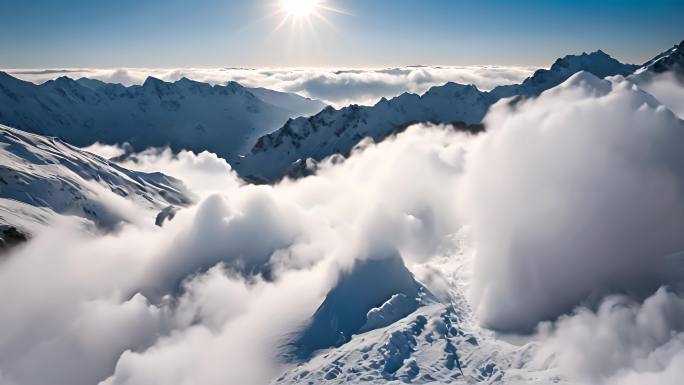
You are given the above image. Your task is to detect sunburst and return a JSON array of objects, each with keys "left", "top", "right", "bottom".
[{"left": 273, "top": 0, "right": 345, "bottom": 32}]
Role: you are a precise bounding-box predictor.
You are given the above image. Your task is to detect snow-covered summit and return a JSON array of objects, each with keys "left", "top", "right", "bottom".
[
  {"left": 0, "top": 72, "right": 324, "bottom": 157},
  {"left": 637, "top": 39, "right": 684, "bottom": 76},
  {"left": 0, "top": 123, "right": 193, "bottom": 236},
  {"left": 489, "top": 50, "right": 638, "bottom": 98},
  {"left": 274, "top": 252, "right": 562, "bottom": 385},
  {"left": 289, "top": 255, "right": 435, "bottom": 359},
  {"left": 233, "top": 85, "right": 488, "bottom": 181}
]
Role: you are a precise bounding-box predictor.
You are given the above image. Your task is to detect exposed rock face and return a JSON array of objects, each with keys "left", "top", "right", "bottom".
[
  {"left": 0, "top": 226, "right": 28, "bottom": 254},
  {"left": 289, "top": 255, "right": 434, "bottom": 359}
]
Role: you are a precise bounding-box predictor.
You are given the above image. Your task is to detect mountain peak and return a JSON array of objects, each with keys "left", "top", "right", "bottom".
[
  {"left": 50, "top": 76, "right": 78, "bottom": 87},
  {"left": 640, "top": 39, "right": 684, "bottom": 75},
  {"left": 553, "top": 49, "right": 623, "bottom": 69},
  {"left": 0, "top": 72, "right": 38, "bottom": 90},
  {"left": 225, "top": 80, "right": 244, "bottom": 89},
  {"left": 492, "top": 49, "right": 638, "bottom": 98},
  {"left": 175, "top": 76, "right": 206, "bottom": 86},
  {"left": 142, "top": 76, "right": 166, "bottom": 88},
  {"left": 288, "top": 254, "right": 429, "bottom": 359}
]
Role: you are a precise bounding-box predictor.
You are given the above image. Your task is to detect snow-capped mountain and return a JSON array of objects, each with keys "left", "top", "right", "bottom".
[
  {"left": 638, "top": 40, "right": 684, "bottom": 75},
  {"left": 235, "top": 50, "right": 639, "bottom": 181},
  {"left": 0, "top": 123, "right": 193, "bottom": 242},
  {"left": 290, "top": 255, "right": 436, "bottom": 360},
  {"left": 276, "top": 304, "right": 542, "bottom": 385},
  {"left": 233, "top": 86, "right": 489, "bottom": 181},
  {"left": 275, "top": 242, "right": 559, "bottom": 385},
  {"left": 0, "top": 72, "right": 323, "bottom": 157},
  {"left": 489, "top": 50, "right": 638, "bottom": 99}
]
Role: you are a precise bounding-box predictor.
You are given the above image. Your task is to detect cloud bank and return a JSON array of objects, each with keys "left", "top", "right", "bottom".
[
  {"left": 0, "top": 123, "right": 470, "bottom": 385},
  {"left": 634, "top": 71, "right": 684, "bottom": 119},
  {"left": 531, "top": 288, "right": 684, "bottom": 385},
  {"left": 5, "top": 66, "right": 533, "bottom": 108},
  {"left": 463, "top": 72, "right": 684, "bottom": 332}
]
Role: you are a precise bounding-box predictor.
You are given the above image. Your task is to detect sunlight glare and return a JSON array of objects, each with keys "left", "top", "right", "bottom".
[{"left": 281, "top": 0, "right": 320, "bottom": 17}]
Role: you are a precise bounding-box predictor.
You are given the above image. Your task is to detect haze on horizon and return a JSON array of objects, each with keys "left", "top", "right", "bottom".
[{"left": 2, "top": 0, "right": 683, "bottom": 68}]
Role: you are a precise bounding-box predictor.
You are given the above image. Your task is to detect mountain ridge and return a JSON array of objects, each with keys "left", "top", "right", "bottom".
[
  {"left": 0, "top": 123, "right": 194, "bottom": 236},
  {"left": 234, "top": 49, "right": 641, "bottom": 181},
  {"left": 0, "top": 72, "right": 325, "bottom": 158}
]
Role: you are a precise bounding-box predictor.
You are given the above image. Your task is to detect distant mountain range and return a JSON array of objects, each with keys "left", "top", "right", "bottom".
[
  {"left": 0, "top": 74, "right": 326, "bottom": 157},
  {"left": 233, "top": 49, "right": 643, "bottom": 181},
  {"left": 0, "top": 40, "right": 681, "bottom": 186}
]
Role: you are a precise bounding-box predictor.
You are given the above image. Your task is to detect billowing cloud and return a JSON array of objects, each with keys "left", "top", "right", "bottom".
[
  {"left": 0, "top": 123, "right": 470, "bottom": 385},
  {"left": 531, "top": 288, "right": 684, "bottom": 385},
  {"left": 4, "top": 66, "right": 533, "bottom": 108},
  {"left": 116, "top": 148, "right": 241, "bottom": 195},
  {"left": 633, "top": 71, "right": 684, "bottom": 119},
  {"left": 462, "top": 72, "right": 684, "bottom": 332}
]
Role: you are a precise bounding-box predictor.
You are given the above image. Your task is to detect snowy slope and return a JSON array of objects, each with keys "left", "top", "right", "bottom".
[
  {"left": 636, "top": 39, "right": 684, "bottom": 76},
  {"left": 627, "top": 40, "right": 684, "bottom": 118},
  {"left": 276, "top": 304, "right": 555, "bottom": 385},
  {"left": 273, "top": 70, "right": 684, "bottom": 385},
  {"left": 235, "top": 50, "right": 638, "bottom": 181},
  {"left": 246, "top": 87, "right": 328, "bottom": 118},
  {"left": 234, "top": 85, "right": 490, "bottom": 181},
  {"left": 0, "top": 124, "right": 193, "bottom": 235},
  {"left": 630, "top": 40, "right": 684, "bottom": 83},
  {"left": 290, "top": 255, "right": 436, "bottom": 359},
  {"left": 0, "top": 73, "right": 304, "bottom": 156},
  {"left": 274, "top": 240, "right": 564, "bottom": 385},
  {"left": 489, "top": 50, "right": 638, "bottom": 99}
]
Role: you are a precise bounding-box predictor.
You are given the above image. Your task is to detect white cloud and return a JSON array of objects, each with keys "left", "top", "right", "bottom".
[
  {"left": 116, "top": 148, "right": 241, "bottom": 196},
  {"left": 4, "top": 66, "right": 533, "bottom": 108},
  {"left": 82, "top": 142, "right": 129, "bottom": 159},
  {"left": 634, "top": 71, "right": 684, "bottom": 119},
  {"left": 531, "top": 288, "right": 684, "bottom": 385},
  {"left": 462, "top": 72, "right": 684, "bottom": 332},
  {"left": 0, "top": 123, "right": 470, "bottom": 385}
]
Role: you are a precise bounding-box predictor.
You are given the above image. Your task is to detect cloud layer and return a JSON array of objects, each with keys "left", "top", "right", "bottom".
[
  {"left": 1, "top": 70, "right": 683, "bottom": 385},
  {"left": 0, "top": 123, "right": 470, "bottom": 385},
  {"left": 5, "top": 66, "right": 533, "bottom": 108}
]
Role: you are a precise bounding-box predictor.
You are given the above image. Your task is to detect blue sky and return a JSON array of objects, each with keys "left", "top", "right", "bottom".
[{"left": 1, "top": 0, "right": 682, "bottom": 68}]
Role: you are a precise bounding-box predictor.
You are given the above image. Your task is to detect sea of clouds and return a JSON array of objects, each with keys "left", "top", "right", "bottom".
[
  {"left": 1, "top": 71, "right": 684, "bottom": 385},
  {"left": 5, "top": 66, "right": 533, "bottom": 108}
]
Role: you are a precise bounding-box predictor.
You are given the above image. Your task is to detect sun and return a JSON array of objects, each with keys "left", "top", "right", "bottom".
[
  {"left": 272, "top": 0, "right": 345, "bottom": 32},
  {"left": 281, "top": 0, "right": 321, "bottom": 17}
]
